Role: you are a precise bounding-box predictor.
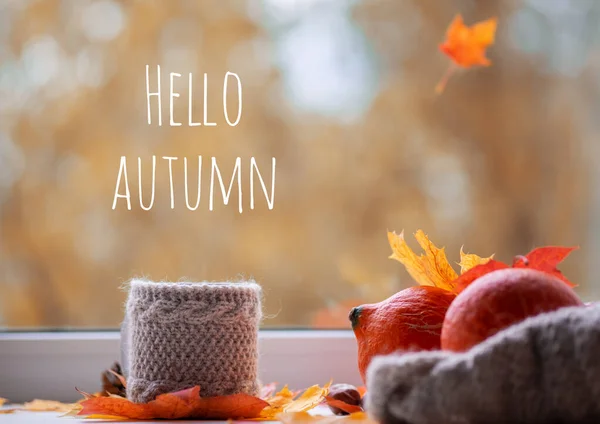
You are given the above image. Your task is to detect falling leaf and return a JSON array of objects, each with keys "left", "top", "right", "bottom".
[
  {"left": 452, "top": 259, "right": 509, "bottom": 293},
  {"left": 440, "top": 14, "right": 497, "bottom": 67},
  {"left": 23, "top": 399, "right": 77, "bottom": 412},
  {"left": 436, "top": 14, "right": 498, "bottom": 93},
  {"left": 77, "top": 386, "right": 269, "bottom": 420},
  {"left": 458, "top": 247, "right": 494, "bottom": 274},
  {"left": 388, "top": 230, "right": 458, "bottom": 292},
  {"left": 513, "top": 246, "right": 578, "bottom": 287},
  {"left": 324, "top": 397, "right": 363, "bottom": 414}
]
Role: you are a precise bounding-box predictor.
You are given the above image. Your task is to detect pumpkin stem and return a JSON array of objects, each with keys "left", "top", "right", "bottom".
[{"left": 513, "top": 255, "right": 529, "bottom": 267}]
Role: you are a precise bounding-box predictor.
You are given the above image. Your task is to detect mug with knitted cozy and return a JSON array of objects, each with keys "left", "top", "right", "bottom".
[{"left": 120, "top": 279, "right": 262, "bottom": 403}]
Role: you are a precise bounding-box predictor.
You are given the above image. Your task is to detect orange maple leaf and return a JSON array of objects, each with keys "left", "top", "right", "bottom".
[
  {"left": 512, "top": 246, "right": 578, "bottom": 287},
  {"left": 436, "top": 14, "right": 497, "bottom": 93},
  {"left": 451, "top": 246, "right": 578, "bottom": 293},
  {"left": 76, "top": 386, "right": 269, "bottom": 420}
]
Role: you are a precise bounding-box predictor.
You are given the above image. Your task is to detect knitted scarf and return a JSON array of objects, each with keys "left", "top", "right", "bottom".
[{"left": 366, "top": 304, "right": 600, "bottom": 424}]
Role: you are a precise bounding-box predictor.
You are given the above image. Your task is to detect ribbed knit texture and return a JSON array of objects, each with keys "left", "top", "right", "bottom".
[
  {"left": 366, "top": 304, "right": 600, "bottom": 424},
  {"left": 122, "top": 280, "right": 262, "bottom": 403}
]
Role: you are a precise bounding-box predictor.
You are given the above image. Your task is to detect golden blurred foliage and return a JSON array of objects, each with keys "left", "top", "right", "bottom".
[{"left": 0, "top": 0, "right": 597, "bottom": 328}]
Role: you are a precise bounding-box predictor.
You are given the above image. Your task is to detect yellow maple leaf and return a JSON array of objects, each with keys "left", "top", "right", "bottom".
[
  {"left": 283, "top": 382, "right": 331, "bottom": 413},
  {"left": 259, "top": 383, "right": 330, "bottom": 420},
  {"left": 388, "top": 229, "right": 458, "bottom": 291},
  {"left": 458, "top": 247, "right": 494, "bottom": 274},
  {"left": 23, "top": 399, "right": 76, "bottom": 412},
  {"left": 260, "top": 385, "right": 296, "bottom": 418}
]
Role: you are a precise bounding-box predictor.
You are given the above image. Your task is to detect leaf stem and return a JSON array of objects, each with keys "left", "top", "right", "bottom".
[{"left": 435, "top": 64, "right": 457, "bottom": 94}]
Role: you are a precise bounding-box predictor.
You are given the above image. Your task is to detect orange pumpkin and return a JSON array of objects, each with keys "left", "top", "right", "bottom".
[
  {"left": 350, "top": 286, "right": 455, "bottom": 383},
  {"left": 441, "top": 268, "right": 583, "bottom": 352}
]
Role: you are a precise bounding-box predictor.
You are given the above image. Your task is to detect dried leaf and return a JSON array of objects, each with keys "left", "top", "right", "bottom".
[
  {"left": 61, "top": 404, "right": 84, "bottom": 417},
  {"left": 260, "top": 383, "right": 330, "bottom": 419},
  {"left": 82, "top": 414, "right": 127, "bottom": 420},
  {"left": 283, "top": 382, "right": 331, "bottom": 413},
  {"left": 77, "top": 386, "right": 268, "bottom": 420},
  {"left": 388, "top": 230, "right": 458, "bottom": 292},
  {"left": 23, "top": 399, "right": 76, "bottom": 412},
  {"left": 452, "top": 259, "right": 509, "bottom": 293},
  {"left": 459, "top": 247, "right": 494, "bottom": 274},
  {"left": 514, "top": 246, "right": 578, "bottom": 287},
  {"left": 265, "top": 385, "right": 295, "bottom": 408},
  {"left": 259, "top": 385, "right": 295, "bottom": 418},
  {"left": 324, "top": 397, "right": 363, "bottom": 414},
  {"left": 0, "top": 410, "right": 16, "bottom": 414},
  {"left": 0, "top": 398, "right": 6, "bottom": 407},
  {"left": 101, "top": 362, "right": 127, "bottom": 397}
]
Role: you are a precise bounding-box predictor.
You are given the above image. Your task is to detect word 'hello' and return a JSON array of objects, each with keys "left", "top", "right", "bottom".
[
  {"left": 112, "top": 156, "right": 275, "bottom": 212},
  {"left": 145, "top": 65, "right": 242, "bottom": 127}
]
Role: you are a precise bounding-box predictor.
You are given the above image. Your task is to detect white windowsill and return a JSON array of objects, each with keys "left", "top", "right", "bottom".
[{"left": 0, "top": 330, "right": 361, "bottom": 403}]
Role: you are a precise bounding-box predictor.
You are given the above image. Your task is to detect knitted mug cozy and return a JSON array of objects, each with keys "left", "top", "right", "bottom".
[{"left": 121, "top": 280, "right": 262, "bottom": 403}]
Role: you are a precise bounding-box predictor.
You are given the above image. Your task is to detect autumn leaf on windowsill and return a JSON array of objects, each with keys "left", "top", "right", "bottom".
[
  {"left": 0, "top": 398, "right": 16, "bottom": 415},
  {"left": 75, "top": 386, "right": 269, "bottom": 420},
  {"left": 436, "top": 14, "right": 498, "bottom": 94},
  {"left": 73, "top": 381, "right": 331, "bottom": 421},
  {"left": 0, "top": 398, "right": 78, "bottom": 415},
  {"left": 259, "top": 382, "right": 331, "bottom": 420},
  {"left": 101, "top": 362, "right": 127, "bottom": 398}
]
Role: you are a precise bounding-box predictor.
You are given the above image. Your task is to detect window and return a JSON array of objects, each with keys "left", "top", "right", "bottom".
[{"left": 0, "top": 0, "right": 598, "bottom": 334}]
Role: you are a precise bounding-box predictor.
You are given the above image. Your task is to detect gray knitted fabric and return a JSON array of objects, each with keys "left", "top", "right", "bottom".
[
  {"left": 366, "top": 304, "right": 600, "bottom": 424},
  {"left": 122, "top": 280, "right": 262, "bottom": 403}
]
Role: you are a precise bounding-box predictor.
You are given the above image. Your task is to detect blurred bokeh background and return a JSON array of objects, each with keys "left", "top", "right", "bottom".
[{"left": 0, "top": 0, "right": 597, "bottom": 329}]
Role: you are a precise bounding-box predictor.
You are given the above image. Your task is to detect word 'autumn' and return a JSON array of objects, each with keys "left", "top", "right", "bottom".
[{"left": 112, "top": 156, "right": 275, "bottom": 212}]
